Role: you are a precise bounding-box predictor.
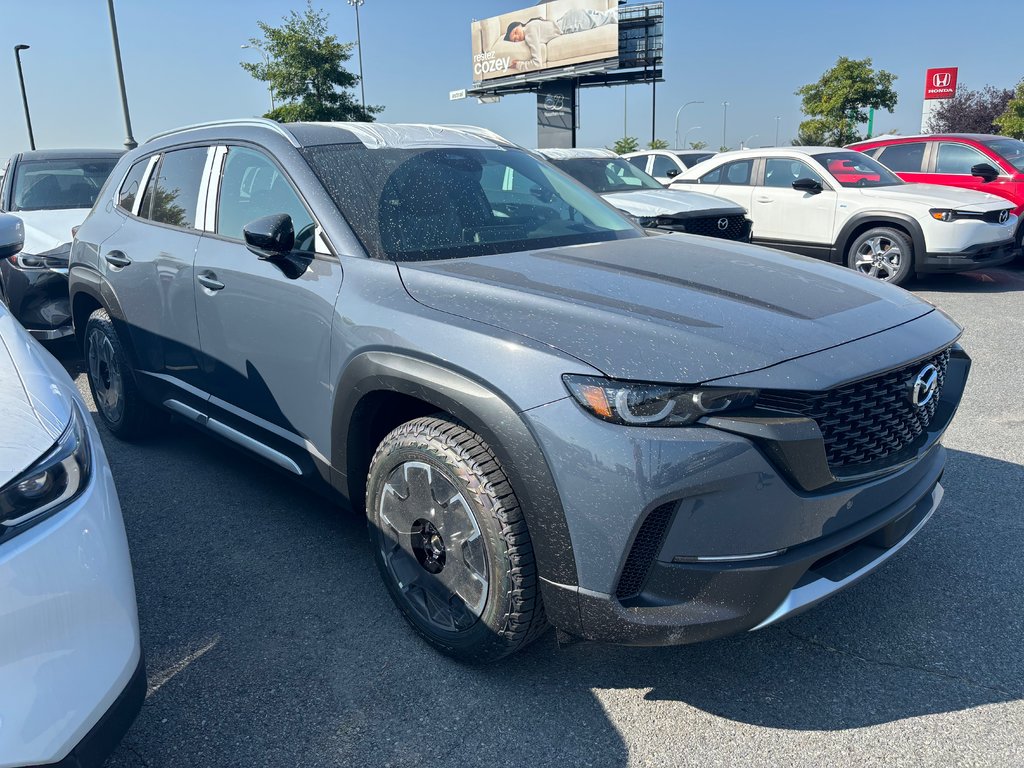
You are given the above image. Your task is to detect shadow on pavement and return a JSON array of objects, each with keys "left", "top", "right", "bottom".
[{"left": 912, "top": 265, "right": 1024, "bottom": 293}]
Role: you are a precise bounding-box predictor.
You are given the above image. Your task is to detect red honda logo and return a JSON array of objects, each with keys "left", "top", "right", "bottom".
[
  {"left": 924, "top": 68, "right": 958, "bottom": 100},
  {"left": 932, "top": 72, "right": 951, "bottom": 88}
]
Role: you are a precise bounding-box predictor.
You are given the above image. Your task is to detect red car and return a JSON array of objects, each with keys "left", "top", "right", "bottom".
[{"left": 849, "top": 133, "right": 1024, "bottom": 254}]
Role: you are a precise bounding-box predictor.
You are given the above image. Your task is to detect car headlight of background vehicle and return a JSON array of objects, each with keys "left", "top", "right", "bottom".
[
  {"left": 6, "top": 242, "right": 72, "bottom": 270},
  {"left": 0, "top": 405, "right": 91, "bottom": 541},
  {"left": 563, "top": 374, "right": 758, "bottom": 426}
]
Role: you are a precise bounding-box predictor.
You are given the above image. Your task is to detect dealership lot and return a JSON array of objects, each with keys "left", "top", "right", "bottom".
[{"left": 54, "top": 268, "right": 1023, "bottom": 768}]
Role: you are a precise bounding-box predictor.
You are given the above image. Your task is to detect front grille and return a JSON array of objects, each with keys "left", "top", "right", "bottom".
[
  {"left": 757, "top": 348, "right": 950, "bottom": 471},
  {"left": 615, "top": 503, "right": 675, "bottom": 600},
  {"left": 669, "top": 214, "right": 749, "bottom": 241},
  {"left": 981, "top": 209, "right": 1013, "bottom": 224}
]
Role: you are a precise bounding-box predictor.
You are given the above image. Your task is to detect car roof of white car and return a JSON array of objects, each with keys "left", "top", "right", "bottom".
[{"left": 536, "top": 148, "right": 617, "bottom": 160}]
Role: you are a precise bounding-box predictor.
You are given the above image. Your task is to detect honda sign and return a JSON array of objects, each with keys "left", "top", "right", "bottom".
[{"left": 924, "top": 67, "right": 958, "bottom": 100}]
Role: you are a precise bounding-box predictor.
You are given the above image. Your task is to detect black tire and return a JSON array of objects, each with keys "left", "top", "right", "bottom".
[
  {"left": 83, "top": 308, "right": 164, "bottom": 439},
  {"left": 846, "top": 226, "right": 914, "bottom": 286},
  {"left": 366, "top": 416, "right": 549, "bottom": 662}
]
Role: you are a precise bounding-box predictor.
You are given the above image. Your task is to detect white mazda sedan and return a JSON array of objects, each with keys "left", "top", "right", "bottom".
[
  {"left": 672, "top": 147, "right": 1017, "bottom": 284},
  {"left": 0, "top": 213, "right": 143, "bottom": 768}
]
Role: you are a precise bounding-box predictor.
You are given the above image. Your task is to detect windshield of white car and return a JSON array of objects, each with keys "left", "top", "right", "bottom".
[
  {"left": 549, "top": 157, "right": 665, "bottom": 193},
  {"left": 304, "top": 145, "right": 642, "bottom": 262},
  {"left": 11, "top": 157, "right": 120, "bottom": 211},
  {"left": 983, "top": 138, "right": 1024, "bottom": 172},
  {"left": 813, "top": 151, "right": 903, "bottom": 188}
]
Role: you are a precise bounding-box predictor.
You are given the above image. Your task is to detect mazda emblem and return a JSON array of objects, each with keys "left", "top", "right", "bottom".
[
  {"left": 717, "top": 218, "right": 729, "bottom": 231},
  {"left": 999, "top": 209, "right": 1010, "bottom": 224},
  {"left": 910, "top": 364, "right": 939, "bottom": 407}
]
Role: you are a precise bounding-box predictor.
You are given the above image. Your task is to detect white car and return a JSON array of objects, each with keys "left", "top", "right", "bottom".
[
  {"left": 537, "top": 148, "right": 751, "bottom": 241},
  {"left": 672, "top": 147, "right": 1018, "bottom": 284},
  {"left": 623, "top": 149, "right": 717, "bottom": 185},
  {"left": 0, "top": 213, "right": 143, "bottom": 767}
]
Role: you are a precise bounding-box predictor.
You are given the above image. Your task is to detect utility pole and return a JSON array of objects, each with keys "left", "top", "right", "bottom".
[
  {"left": 774, "top": 115, "right": 781, "bottom": 146},
  {"left": 106, "top": 0, "right": 137, "bottom": 149},
  {"left": 14, "top": 45, "right": 35, "bottom": 150},
  {"left": 721, "top": 101, "right": 729, "bottom": 149},
  {"left": 348, "top": 0, "right": 366, "bottom": 113},
  {"left": 673, "top": 100, "right": 703, "bottom": 148}
]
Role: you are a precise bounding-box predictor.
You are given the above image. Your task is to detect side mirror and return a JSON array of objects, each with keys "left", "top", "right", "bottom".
[
  {"left": 0, "top": 213, "right": 24, "bottom": 260},
  {"left": 243, "top": 213, "right": 294, "bottom": 259},
  {"left": 792, "top": 177, "right": 823, "bottom": 194},
  {"left": 666, "top": 168, "right": 681, "bottom": 178},
  {"left": 971, "top": 163, "right": 999, "bottom": 183}
]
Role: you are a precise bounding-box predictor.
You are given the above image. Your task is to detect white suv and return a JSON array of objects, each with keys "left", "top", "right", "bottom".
[{"left": 673, "top": 147, "right": 1017, "bottom": 284}]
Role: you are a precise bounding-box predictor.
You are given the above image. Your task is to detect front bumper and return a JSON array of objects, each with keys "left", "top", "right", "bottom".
[
  {"left": 0, "top": 413, "right": 142, "bottom": 768},
  {"left": 918, "top": 237, "right": 1016, "bottom": 273},
  {"left": 0, "top": 259, "right": 73, "bottom": 339}
]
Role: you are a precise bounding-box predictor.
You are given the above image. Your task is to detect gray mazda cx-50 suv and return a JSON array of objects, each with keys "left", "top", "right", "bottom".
[{"left": 69, "top": 120, "right": 969, "bottom": 662}]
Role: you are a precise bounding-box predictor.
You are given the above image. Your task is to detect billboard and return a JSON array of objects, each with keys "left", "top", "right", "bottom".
[
  {"left": 472, "top": 0, "right": 619, "bottom": 83},
  {"left": 924, "top": 67, "right": 958, "bottom": 100}
]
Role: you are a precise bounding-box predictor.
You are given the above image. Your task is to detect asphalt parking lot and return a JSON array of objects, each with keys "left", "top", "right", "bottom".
[{"left": 57, "top": 267, "right": 1024, "bottom": 768}]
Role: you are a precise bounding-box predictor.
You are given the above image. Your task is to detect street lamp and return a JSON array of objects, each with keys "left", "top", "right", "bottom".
[
  {"left": 348, "top": 0, "right": 366, "bottom": 113},
  {"left": 106, "top": 0, "right": 136, "bottom": 150},
  {"left": 241, "top": 43, "right": 275, "bottom": 110},
  {"left": 741, "top": 134, "right": 758, "bottom": 150},
  {"left": 682, "top": 126, "right": 701, "bottom": 148},
  {"left": 673, "top": 100, "right": 702, "bottom": 148},
  {"left": 774, "top": 116, "right": 781, "bottom": 146},
  {"left": 13, "top": 45, "right": 35, "bottom": 150},
  {"left": 721, "top": 101, "right": 729, "bottom": 149}
]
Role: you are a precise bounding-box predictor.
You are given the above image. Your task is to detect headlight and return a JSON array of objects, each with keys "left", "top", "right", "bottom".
[
  {"left": 563, "top": 374, "right": 758, "bottom": 427},
  {"left": 637, "top": 216, "right": 660, "bottom": 228},
  {"left": 0, "top": 404, "right": 91, "bottom": 542},
  {"left": 7, "top": 243, "right": 72, "bottom": 269},
  {"left": 929, "top": 209, "right": 957, "bottom": 222}
]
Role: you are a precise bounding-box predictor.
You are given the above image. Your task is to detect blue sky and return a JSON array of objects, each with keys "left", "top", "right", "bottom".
[{"left": 1, "top": 0, "right": 1021, "bottom": 160}]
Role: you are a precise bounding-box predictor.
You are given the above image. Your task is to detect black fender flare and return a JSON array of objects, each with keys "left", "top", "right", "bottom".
[
  {"left": 331, "top": 350, "right": 580, "bottom": 590},
  {"left": 833, "top": 212, "right": 927, "bottom": 266}
]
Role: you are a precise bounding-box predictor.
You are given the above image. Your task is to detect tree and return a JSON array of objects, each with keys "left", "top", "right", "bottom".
[
  {"left": 928, "top": 85, "right": 1013, "bottom": 134},
  {"left": 795, "top": 57, "right": 897, "bottom": 146},
  {"left": 647, "top": 139, "right": 669, "bottom": 150},
  {"left": 995, "top": 79, "right": 1024, "bottom": 139},
  {"left": 689, "top": 140, "right": 708, "bottom": 150},
  {"left": 611, "top": 137, "right": 639, "bottom": 154},
  {"left": 718, "top": 145, "right": 731, "bottom": 152},
  {"left": 242, "top": 2, "right": 381, "bottom": 123}
]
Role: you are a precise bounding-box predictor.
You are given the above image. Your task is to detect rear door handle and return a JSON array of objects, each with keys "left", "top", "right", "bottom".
[
  {"left": 104, "top": 250, "right": 132, "bottom": 268},
  {"left": 756, "top": 196, "right": 773, "bottom": 203},
  {"left": 197, "top": 271, "right": 225, "bottom": 292}
]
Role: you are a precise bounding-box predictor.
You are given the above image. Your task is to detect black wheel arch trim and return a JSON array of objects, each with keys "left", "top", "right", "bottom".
[
  {"left": 69, "top": 265, "right": 145, "bottom": 376},
  {"left": 331, "top": 350, "right": 580, "bottom": 590},
  {"left": 833, "top": 212, "right": 926, "bottom": 265}
]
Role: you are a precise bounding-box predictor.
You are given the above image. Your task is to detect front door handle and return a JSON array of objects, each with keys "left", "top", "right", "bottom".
[
  {"left": 104, "top": 250, "right": 132, "bottom": 268},
  {"left": 755, "top": 196, "right": 773, "bottom": 203},
  {"left": 197, "top": 271, "right": 225, "bottom": 291}
]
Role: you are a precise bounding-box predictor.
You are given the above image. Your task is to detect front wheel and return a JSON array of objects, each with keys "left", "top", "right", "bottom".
[
  {"left": 366, "top": 416, "right": 549, "bottom": 662},
  {"left": 846, "top": 227, "right": 914, "bottom": 285}
]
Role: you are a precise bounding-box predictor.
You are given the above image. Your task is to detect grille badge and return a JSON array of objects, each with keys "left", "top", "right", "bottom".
[
  {"left": 910, "top": 364, "right": 940, "bottom": 407},
  {"left": 999, "top": 209, "right": 1010, "bottom": 224},
  {"left": 717, "top": 217, "right": 729, "bottom": 230}
]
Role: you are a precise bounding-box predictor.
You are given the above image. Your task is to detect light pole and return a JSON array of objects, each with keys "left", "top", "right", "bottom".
[
  {"left": 774, "top": 116, "right": 781, "bottom": 146},
  {"left": 106, "top": 0, "right": 136, "bottom": 150},
  {"left": 721, "top": 101, "right": 729, "bottom": 149},
  {"left": 241, "top": 44, "right": 275, "bottom": 111},
  {"left": 673, "top": 100, "right": 702, "bottom": 148},
  {"left": 13, "top": 45, "right": 35, "bottom": 150},
  {"left": 741, "top": 134, "right": 758, "bottom": 150},
  {"left": 682, "top": 126, "right": 701, "bottom": 148},
  {"left": 348, "top": 0, "right": 366, "bottom": 114}
]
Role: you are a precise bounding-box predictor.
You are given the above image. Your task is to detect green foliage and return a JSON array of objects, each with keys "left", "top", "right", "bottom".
[
  {"left": 795, "top": 57, "right": 897, "bottom": 146},
  {"left": 689, "top": 140, "right": 708, "bottom": 150},
  {"left": 611, "top": 137, "right": 640, "bottom": 154},
  {"left": 995, "top": 79, "right": 1024, "bottom": 139},
  {"left": 647, "top": 138, "right": 670, "bottom": 150},
  {"left": 718, "top": 145, "right": 731, "bottom": 152},
  {"left": 241, "top": 2, "right": 381, "bottom": 123}
]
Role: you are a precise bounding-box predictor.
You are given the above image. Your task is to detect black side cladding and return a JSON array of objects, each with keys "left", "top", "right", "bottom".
[{"left": 615, "top": 502, "right": 676, "bottom": 600}]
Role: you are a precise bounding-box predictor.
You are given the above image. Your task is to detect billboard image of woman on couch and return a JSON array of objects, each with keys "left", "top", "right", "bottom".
[{"left": 504, "top": 7, "right": 618, "bottom": 71}]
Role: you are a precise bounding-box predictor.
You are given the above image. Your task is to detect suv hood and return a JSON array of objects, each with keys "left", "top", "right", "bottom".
[
  {"left": 0, "top": 307, "right": 71, "bottom": 487},
  {"left": 602, "top": 189, "right": 745, "bottom": 218},
  {"left": 16, "top": 209, "right": 87, "bottom": 255},
  {"left": 860, "top": 183, "right": 1011, "bottom": 212},
  {"left": 399, "top": 235, "right": 934, "bottom": 383}
]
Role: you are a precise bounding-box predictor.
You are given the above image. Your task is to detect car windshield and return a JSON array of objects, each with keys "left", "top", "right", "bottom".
[
  {"left": 677, "top": 152, "right": 714, "bottom": 167},
  {"left": 813, "top": 151, "right": 902, "bottom": 188},
  {"left": 11, "top": 157, "right": 120, "bottom": 211},
  {"left": 983, "top": 138, "right": 1024, "bottom": 172},
  {"left": 549, "top": 156, "right": 664, "bottom": 193},
  {"left": 303, "top": 145, "right": 641, "bottom": 262}
]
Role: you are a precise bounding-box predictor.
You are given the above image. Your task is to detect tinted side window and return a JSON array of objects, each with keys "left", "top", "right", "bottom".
[
  {"left": 117, "top": 158, "right": 149, "bottom": 212},
  {"left": 217, "top": 147, "right": 316, "bottom": 252},
  {"left": 699, "top": 165, "right": 723, "bottom": 184},
  {"left": 935, "top": 142, "right": 990, "bottom": 174},
  {"left": 626, "top": 155, "right": 649, "bottom": 171},
  {"left": 140, "top": 148, "right": 208, "bottom": 229},
  {"left": 720, "top": 160, "right": 754, "bottom": 186},
  {"left": 764, "top": 158, "right": 824, "bottom": 188},
  {"left": 876, "top": 142, "right": 926, "bottom": 173},
  {"left": 650, "top": 155, "right": 679, "bottom": 178}
]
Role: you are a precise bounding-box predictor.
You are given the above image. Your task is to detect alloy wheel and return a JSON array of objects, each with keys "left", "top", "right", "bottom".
[
  {"left": 87, "top": 328, "right": 125, "bottom": 424},
  {"left": 853, "top": 235, "right": 902, "bottom": 281}
]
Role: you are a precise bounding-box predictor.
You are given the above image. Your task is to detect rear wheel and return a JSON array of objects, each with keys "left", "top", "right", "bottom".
[
  {"left": 846, "top": 227, "right": 914, "bottom": 285},
  {"left": 366, "top": 416, "right": 548, "bottom": 662}
]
